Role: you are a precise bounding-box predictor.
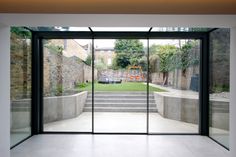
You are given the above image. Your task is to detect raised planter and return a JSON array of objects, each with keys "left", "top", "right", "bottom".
[
  {"left": 43, "top": 91, "right": 88, "bottom": 123},
  {"left": 153, "top": 92, "right": 229, "bottom": 130},
  {"left": 11, "top": 91, "right": 88, "bottom": 129}
]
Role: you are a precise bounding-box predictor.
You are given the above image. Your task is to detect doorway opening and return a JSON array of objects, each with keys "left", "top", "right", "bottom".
[{"left": 32, "top": 28, "right": 206, "bottom": 134}]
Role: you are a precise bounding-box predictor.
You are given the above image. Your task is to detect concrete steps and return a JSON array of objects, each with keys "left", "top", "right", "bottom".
[{"left": 83, "top": 92, "right": 158, "bottom": 112}]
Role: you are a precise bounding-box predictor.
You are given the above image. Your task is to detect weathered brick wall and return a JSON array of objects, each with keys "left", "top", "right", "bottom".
[
  {"left": 47, "top": 39, "right": 89, "bottom": 61},
  {"left": 10, "top": 33, "right": 31, "bottom": 100},
  {"left": 209, "top": 28, "right": 230, "bottom": 91},
  {"left": 98, "top": 69, "right": 147, "bottom": 82},
  {"left": 43, "top": 47, "right": 95, "bottom": 96}
]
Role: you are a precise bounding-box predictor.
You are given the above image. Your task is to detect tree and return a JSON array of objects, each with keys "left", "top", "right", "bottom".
[
  {"left": 149, "top": 44, "right": 178, "bottom": 85},
  {"left": 157, "top": 45, "right": 178, "bottom": 85},
  {"left": 85, "top": 54, "right": 92, "bottom": 66},
  {"left": 149, "top": 44, "right": 161, "bottom": 55},
  {"left": 149, "top": 42, "right": 199, "bottom": 86},
  {"left": 180, "top": 41, "right": 199, "bottom": 70},
  {"left": 113, "top": 39, "right": 144, "bottom": 69}
]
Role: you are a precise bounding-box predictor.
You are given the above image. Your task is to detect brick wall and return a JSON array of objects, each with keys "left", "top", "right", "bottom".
[
  {"left": 43, "top": 47, "right": 96, "bottom": 96},
  {"left": 10, "top": 33, "right": 31, "bottom": 100},
  {"left": 209, "top": 28, "right": 230, "bottom": 91}
]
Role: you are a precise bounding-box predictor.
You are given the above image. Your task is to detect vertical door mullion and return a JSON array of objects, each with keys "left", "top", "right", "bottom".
[
  {"left": 39, "top": 38, "right": 44, "bottom": 133},
  {"left": 147, "top": 38, "right": 150, "bottom": 134},
  {"left": 199, "top": 36, "right": 209, "bottom": 135},
  {"left": 92, "top": 37, "right": 95, "bottom": 133}
]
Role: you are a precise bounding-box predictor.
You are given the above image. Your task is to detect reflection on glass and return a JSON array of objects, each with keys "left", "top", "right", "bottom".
[
  {"left": 149, "top": 39, "right": 200, "bottom": 133},
  {"left": 43, "top": 39, "right": 92, "bottom": 132},
  {"left": 209, "top": 28, "right": 230, "bottom": 148},
  {"left": 10, "top": 27, "right": 32, "bottom": 147},
  {"left": 94, "top": 39, "right": 148, "bottom": 133},
  {"left": 151, "top": 27, "right": 211, "bottom": 32},
  {"left": 28, "top": 27, "right": 90, "bottom": 32},
  {"left": 91, "top": 27, "right": 150, "bottom": 32}
]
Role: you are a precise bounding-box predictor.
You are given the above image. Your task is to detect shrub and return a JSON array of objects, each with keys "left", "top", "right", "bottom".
[{"left": 76, "top": 82, "right": 88, "bottom": 88}]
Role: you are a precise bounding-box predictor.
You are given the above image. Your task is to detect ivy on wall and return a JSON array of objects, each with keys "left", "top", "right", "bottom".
[
  {"left": 150, "top": 41, "right": 199, "bottom": 73},
  {"left": 149, "top": 41, "right": 199, "bottom": 85},
  {"left": 11, "top": 27, "right": 31, "bottom": 39}
]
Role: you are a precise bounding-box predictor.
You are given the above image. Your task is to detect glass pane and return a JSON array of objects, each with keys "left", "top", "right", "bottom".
[
  {"left": 151, "top": 27, "right": 212, "bottom": 32},
  {"left": 91, "top": 27, "right": 150, "bottom": 32},
  {"left": 10, "top": 27, "right": 32, "bottom": 147},
  {"left": 209, "top": 28, "right": 230, "bottom": 148},
  {"left": 149, "top": 39, "right": 200, "bottom": 133},
  {"left": 43, "top": 39, "right": 92, "bottom": 132},
  {"left": 28, "top": 27, "right": 90, "bottom": 32},
  {"left": 94, "top": 39, "right": 147, "bottom": 133}
]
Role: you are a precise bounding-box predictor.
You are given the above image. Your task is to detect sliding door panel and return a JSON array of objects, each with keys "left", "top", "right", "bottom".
[
  {"left": 42, "top": 39, "right": 92, "bottom": 132},
  {"left": 10, "top": 27, "right": 32, "bottom": 147},
  {"left": 93, "top": 39, "right": 147, "bottom": 133},
  {"left": 149, "top": 39, "right": 200, "bottom": 133},
  {"left": 209, "top": 29, "right": 230, "bottom": 148}
]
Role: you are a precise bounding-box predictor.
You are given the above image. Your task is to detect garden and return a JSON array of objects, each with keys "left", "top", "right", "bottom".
[{"left": 77, "top": 82, "right": 165, "bottom": 92}]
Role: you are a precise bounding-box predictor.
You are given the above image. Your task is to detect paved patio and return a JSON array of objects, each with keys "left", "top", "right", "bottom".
[{"left": 44, "top": 112, "right": 198, "bottom": 133}]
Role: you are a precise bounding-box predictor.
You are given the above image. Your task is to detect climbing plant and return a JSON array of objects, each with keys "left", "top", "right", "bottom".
[
  {"left": 149, "top": 41, "right": 199, "bottom": 85},
  {"left": 11, "top": 27, "right": 31, "bottom": 39},
  {"left": 179, "top": 41, "right": 199, "bottom": 72}
]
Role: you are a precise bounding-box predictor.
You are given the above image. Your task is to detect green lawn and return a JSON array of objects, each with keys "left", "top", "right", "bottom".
[{"left": 77, "top": 82, "right": 166, "bottom": 92}]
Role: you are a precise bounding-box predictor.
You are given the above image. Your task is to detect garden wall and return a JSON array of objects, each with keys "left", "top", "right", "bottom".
[
  {"left": 151, "top": 31, "right": 230, "bottom": 92},
  {"left": 209, "top": 28, "right": 230, "bottom": 91},
  {"left": 44, "top": 91, "right": 88, "bottom": 123},
  {"left": 153, "top": 92, "right": 229, "bottom": 130},
  {"left": 151, "top": 65, "right": 199, "bottom": 90},
  {"left": 10, "top": 34, "right": 31, "bottom": 100},
  {"left": 11, "top": 91, "right": 88, "bottom": 129},
  {"left": 150, "top": 43, "right": 200, "bottom": 90},
  {"left": 98, "top": 69, "right": 147, "bottom": 82},
  {"left": 44, "top": 48, "right": 97, "bottom": 96}
]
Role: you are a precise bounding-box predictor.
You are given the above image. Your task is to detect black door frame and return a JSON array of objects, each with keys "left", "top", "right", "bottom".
[{"left": 31, "top": 31, "right": 209, "bottom": 135}]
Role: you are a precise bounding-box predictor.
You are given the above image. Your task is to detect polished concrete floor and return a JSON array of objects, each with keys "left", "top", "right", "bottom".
[
  {"left": 11, "top": 135, "right": 229, "bottom": 157},
  {"left": 44, "top": 112, "right": 198, "bottom": 133}
]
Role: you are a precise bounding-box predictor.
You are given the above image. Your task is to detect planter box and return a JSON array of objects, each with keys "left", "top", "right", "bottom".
[
  {"left": 11, "top": 91, "right": 88, "bottom": 129},
  {"left": 43, "top": 91, "right": 88, "bottom": 123},
  {"left": 154, "top": 92, "right": 229, "bottom": 130}
]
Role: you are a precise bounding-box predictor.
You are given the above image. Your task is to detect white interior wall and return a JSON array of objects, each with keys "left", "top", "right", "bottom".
[
  {"left": 0, "top": 14, "right": 236, "bottom": 157},
  {"left": 0, "top": 25, "right": 10, "bottom": 157},
  {"left": 1, "top": 14, "right": 236, "bottom": 27}
]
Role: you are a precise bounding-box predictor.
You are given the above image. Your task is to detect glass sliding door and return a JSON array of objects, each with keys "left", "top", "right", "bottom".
[
  {"left": 42, "top": 39, "right": 92, "bottom": 132},
  {"left": 148, "top": 39, "right": 200, "bottom": 133},
  {"left": 10, "top": 27, "right": 32, "bottom": 147},
  {"left": 209, "top": 28, "right": 230, "bottom": 148},
  {"left": 34, "top": 29, "right": 211, "bottom": 135},
  {"left": 93, "top": 39, "right": 148, "bottom": 133}
]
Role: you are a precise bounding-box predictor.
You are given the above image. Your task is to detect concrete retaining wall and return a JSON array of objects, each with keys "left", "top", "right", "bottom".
[
  {"left": 44, "top": 91, "right": 88, "bottom": 123},
  {"left": 154, "top": 92, "right": 229, "bottom": 130},
  {"left": 11, "top": 99, "right": 31, "bottom": 130},
  {"left": 209, "top": 99, "right": 229, "bottom": 130},
  {"left": 11, "top": 91, "right": 88, "bottom": 129},
  {"left": 154, "top": 92, "right": 199, "bottom": 124}
]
